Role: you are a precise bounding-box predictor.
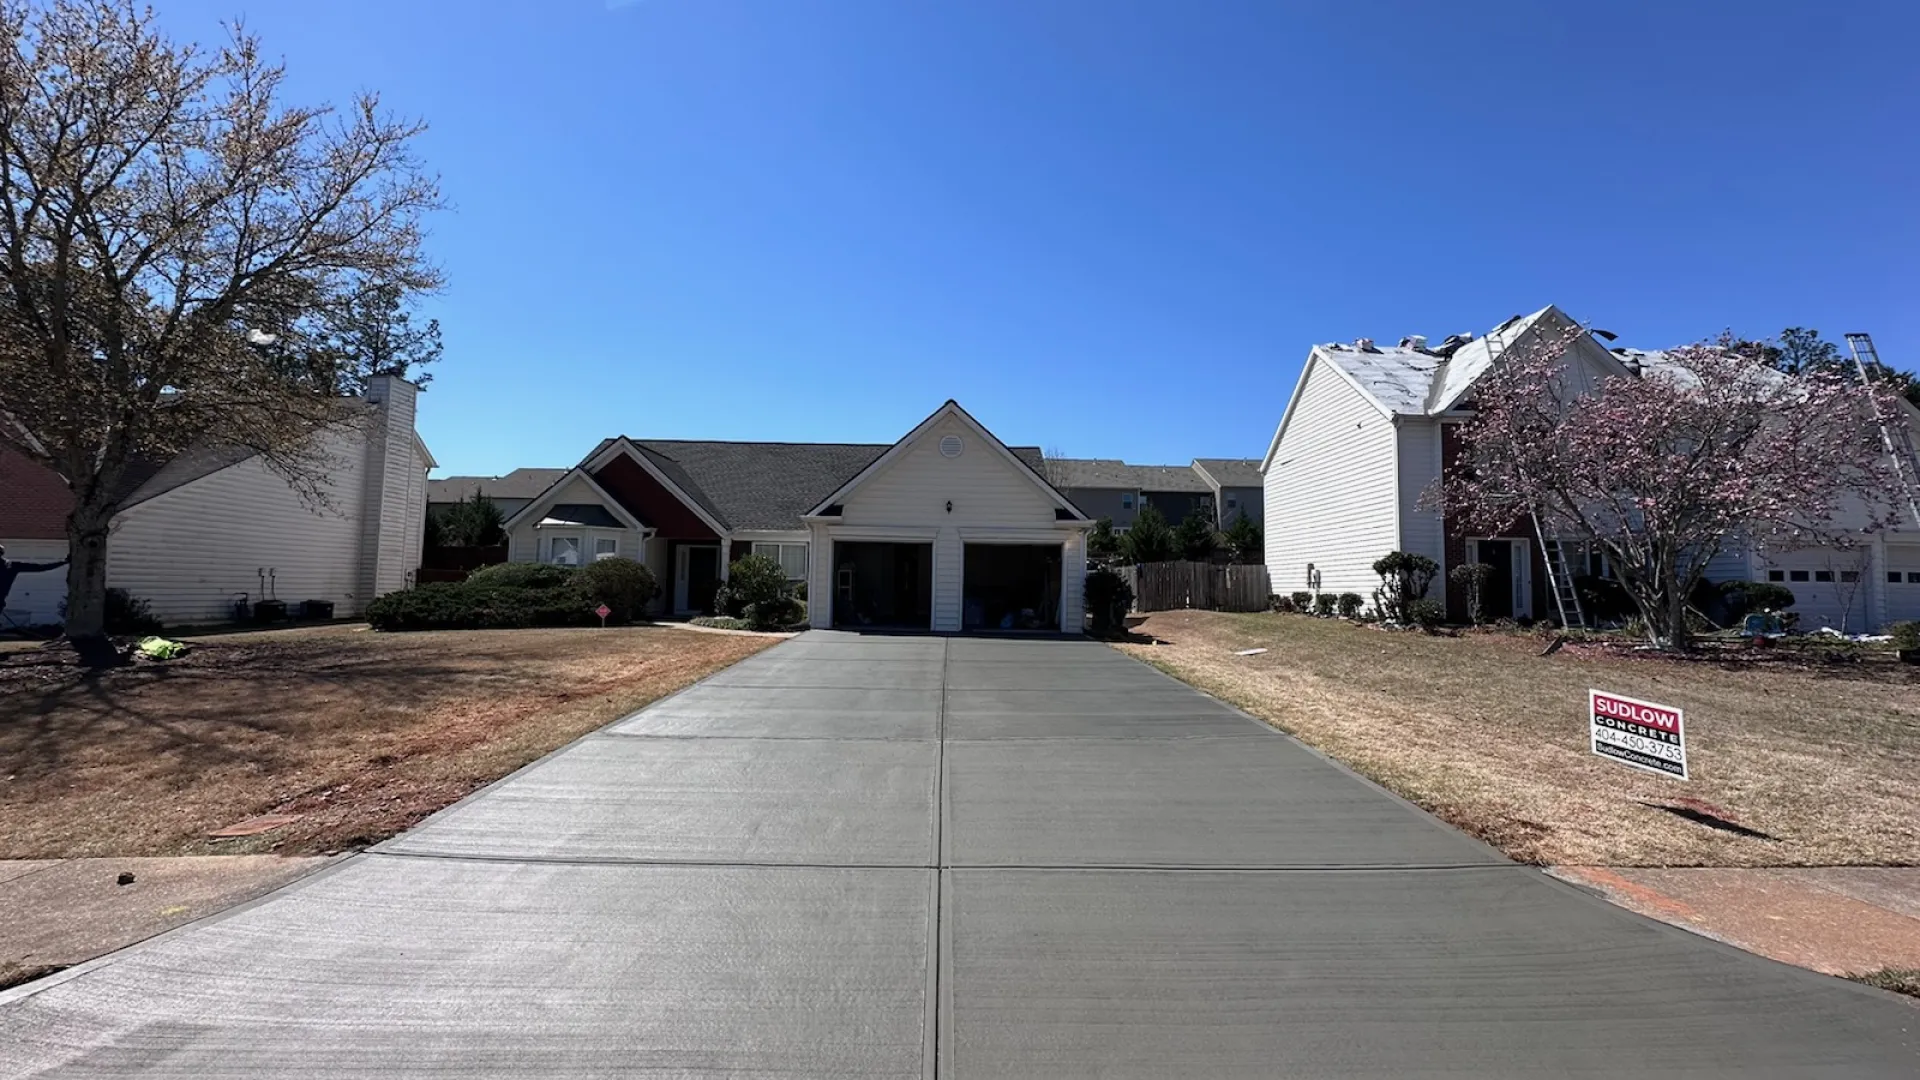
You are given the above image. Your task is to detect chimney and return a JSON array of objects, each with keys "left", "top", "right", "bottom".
[
  {"left": 1354, "top": 337, "right": 1376, "bottom": 352},
  {"left": 357, "top": 375, "right": 423, "bottom": 607}
]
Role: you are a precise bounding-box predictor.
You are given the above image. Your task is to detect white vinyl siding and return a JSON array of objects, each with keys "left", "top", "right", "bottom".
[
  {"left": 1263, "top": 358, "right": 1400, "bottom": 598},
  {"left": 357, "top": 378, "right": 424, "bottom": 601},
  {"left": 1395, "top": 418, "right": 1445, "bottom": 602},
  {"left": 108, "top": 427, "right": 372, "bottom": 625},
  {"left": 506, "top": 475, "right": 643, "bottom": 565},
  {"left": 816, "top": 411, "right": 1087, "bottom": 632}
]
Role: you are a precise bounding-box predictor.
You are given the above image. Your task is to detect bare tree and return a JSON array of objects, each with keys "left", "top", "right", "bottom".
[
  {"left": 1041, "top": 444, "right": 1068, "bottom": 487},
  {"left": 0, "top": 1, "right": 442, "bottom": 653}
]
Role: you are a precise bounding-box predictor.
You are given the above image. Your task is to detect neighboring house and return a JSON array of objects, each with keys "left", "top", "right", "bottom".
[
  {"left": 426, "top": 467, "right": 568, "bottom": 521},
  {"left": 1190, "top": 458, "right": 1265, "bottom": 528},
  {"left": 503, "top": 400, "right": 1092, "bottom": 631},
  {"left": 1050, "top": 458, "right": 1263, "bottom": 529},
  {"left": 1259, "top": 305, "right": 1920, "bottom": 632},
  {"left": 0, "top": 376, "right": 433, "bottom": 628}
]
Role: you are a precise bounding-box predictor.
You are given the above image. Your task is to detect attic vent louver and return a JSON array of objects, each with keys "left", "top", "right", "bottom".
[{"left": 939, "top": 435, "right": 964, "bottom": 458}]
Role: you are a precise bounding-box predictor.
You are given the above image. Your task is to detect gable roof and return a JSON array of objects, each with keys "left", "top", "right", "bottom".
[
  {"left": 1190, "top": 458, "right": 1263, "bottom": 488},
  {"left": 1264, "top": 305, "right": 1639, "bottom": 471},
  {"left": 500, "top": 465, "right": 653, "bottom": 533},
  {"left": 428, "top": 468, "right": 569, "bottom": 504},
  {"left": 805, "top": 400, "right": 1088, "bottom": 521},
  {"left": 508, "top": 426, "right": 1055, "bottom": 536}
]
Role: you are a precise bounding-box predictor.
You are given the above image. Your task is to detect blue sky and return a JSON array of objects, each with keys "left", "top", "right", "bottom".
[{"left": 152, "top": 1, "right": 1918, "bottom": 475}]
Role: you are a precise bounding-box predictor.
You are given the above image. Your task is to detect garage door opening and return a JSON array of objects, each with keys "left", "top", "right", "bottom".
[
  {"left": 963, "top": 543, "right": 1062, "bottom": 632},
  {"left": 832, "top": 541, "right": 933, "bottom": 630}
]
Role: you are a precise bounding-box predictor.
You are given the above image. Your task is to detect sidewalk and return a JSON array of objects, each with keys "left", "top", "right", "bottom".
[{"left": 1552, "top": 865, "right": 1920, "bottom": 986}]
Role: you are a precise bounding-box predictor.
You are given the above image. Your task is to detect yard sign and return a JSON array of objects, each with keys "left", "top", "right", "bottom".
[{"left": 1589, "top": 690, "right": 1688, "bottom": 780}]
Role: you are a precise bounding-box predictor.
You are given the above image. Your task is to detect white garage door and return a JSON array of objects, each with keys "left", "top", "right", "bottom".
[
  {"left": 1886, "top": 545, "right": 1920, "bottom": 626},
  {"left": 1757, "top": 550, "right": 1870, "bottom": 633}
]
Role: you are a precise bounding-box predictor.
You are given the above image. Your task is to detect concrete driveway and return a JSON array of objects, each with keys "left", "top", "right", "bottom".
[{"left": 2, "top": 632, "right": 1914, "bottom": 1077}]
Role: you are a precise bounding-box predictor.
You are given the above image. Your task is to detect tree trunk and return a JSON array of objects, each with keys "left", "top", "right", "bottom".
[
  {"left": 1664, "top": 586, "right": 1693, "bottom": 652},
  {"left": 63, "top": 506, "right": 119, "bottom": 665}
]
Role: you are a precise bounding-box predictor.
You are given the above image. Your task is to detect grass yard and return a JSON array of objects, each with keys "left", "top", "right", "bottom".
[
  {"left": 0, "top": 624, "right": 778, "bottom": 859},
  {"left": 1120, "top": 610, "right": 1920, "bottom": 867}
]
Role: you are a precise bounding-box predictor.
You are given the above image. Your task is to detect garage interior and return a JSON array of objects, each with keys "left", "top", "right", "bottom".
[
  {"left": 832, "top": 541, "right": 933, "bottom": 629},
  {"left": 963, "top": 543, "right": 1062, "bottom": 632}
]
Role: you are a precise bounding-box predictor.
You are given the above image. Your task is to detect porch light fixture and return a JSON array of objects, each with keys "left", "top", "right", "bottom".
[{"left": 946, "top": 500, "right": 953, "bottom": 513}]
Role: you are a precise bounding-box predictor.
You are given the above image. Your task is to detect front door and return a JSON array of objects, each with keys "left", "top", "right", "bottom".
[
  {"left": 674, "top": 544, "right": 722, "bottom": 614},
  {"left": 1472, "top": 539, "right": 1516, "bottom": 620},
  {"left": 1470, "top": 539, "right": 1533, "bottom": 620}
]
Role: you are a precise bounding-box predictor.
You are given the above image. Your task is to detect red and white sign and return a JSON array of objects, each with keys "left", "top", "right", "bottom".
[
  {"left": 1589, "top": 690, "right": 1687, "bottom": 779},
  {"left": 595, "top": 603, "right": 612, "bottom": 624}
]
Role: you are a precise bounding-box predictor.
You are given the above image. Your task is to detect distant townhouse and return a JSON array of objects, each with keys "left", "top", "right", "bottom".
[{"left": 1049, "top": 458, "right": 1263, "bottom": 530}]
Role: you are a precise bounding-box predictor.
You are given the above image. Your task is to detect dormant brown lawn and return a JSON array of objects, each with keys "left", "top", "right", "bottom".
[
  {"left": 0, "top": 624, "right": 776, "bottom": 859},
  {"left": 1120, "top": 611, "right": 1920, "bottom": 867}
]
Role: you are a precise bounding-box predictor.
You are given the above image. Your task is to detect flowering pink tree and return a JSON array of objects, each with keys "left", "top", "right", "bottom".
[{"left": 1432, "top": 329, "right": 1902, "bottom": 649}]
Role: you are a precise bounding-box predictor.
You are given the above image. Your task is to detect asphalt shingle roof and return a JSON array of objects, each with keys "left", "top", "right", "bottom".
[
  {"left": 428, "top": 468, "right": 570, "bottom": 505},
  {"left": 1050, "top": 459, "right": 1211, "bottom": 493},
  {"left": 1191, "top": 458, "right": 1263, "bottom": 488},
  {"left": 1312, "top": 306, "right": 1563, "bottom": 417},
  {"left": 591, "top": 440, "right": 1049, "bottom": 531}
]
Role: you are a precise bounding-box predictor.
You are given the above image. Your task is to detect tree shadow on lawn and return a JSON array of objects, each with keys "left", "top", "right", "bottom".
[{"left": 0, "top": 637, "right": 488, "bottom": 784}]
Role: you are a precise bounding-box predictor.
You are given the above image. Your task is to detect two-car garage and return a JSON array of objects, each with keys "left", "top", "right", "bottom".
[
  {"left": 806, "top": 402, "right": 1089, "bottom": 634},
  {"left": 830, "top": 540, "right": 1064, "bottom": 632}
]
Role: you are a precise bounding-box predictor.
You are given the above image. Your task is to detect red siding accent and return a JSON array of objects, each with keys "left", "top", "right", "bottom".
[
  {"left": 0, "top": 447, "right": 73, "bottom": 539},
  {"left": 592, "top": 453, "right": 719, "bottom": 541}
]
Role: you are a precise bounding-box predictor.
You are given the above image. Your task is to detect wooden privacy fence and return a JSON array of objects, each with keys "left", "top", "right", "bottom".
[{"left": 1126, "top": 561, "right": 1271, "bottom": 613}]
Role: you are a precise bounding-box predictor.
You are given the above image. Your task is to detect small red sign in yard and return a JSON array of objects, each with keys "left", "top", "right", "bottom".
[
  {"left": 595, "top": 603, "right": 611, "bottom": 627},
  {"left": 1590, "top": 689, "right": 1688, "bottom": 780}
]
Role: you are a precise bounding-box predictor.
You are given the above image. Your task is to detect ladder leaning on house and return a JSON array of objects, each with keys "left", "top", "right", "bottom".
[
  {"left": 1531, "top": 512, "right": 1588, "bottom": 629},
  {"left": 1845, "top": 332, "right": 1920, "bottom": 531}
]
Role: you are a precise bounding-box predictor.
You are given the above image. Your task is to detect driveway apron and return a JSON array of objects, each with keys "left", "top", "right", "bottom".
[{"left": 2, "top": 632, "right": 1915, "bottom": 1077}]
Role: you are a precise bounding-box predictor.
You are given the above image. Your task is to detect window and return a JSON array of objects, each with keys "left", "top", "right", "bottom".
[
  {"left": 594, "top": 537, "right": 618, "bottom": 561},
  {"left": 1840, "top": 570, "right": 1860, "bottom": 583},
  {"left": 751, "top": 541, "right": 809, "bottom": 581},
  {"left": 1814, "top": 570, "right": 1834, "bottom": 583},
  {"left": 1226, "top": 495, "right": 1239, "bottom": 510},
  {"left": 1788, "top": 570, "right": 1809, "bottom": 582},
  {"left": 1891, "top": 572, "right": 1904, "bottom": 584},
  {"left": 548, "top": 536, "right": 581, "bottom": 566},
  {"left": 1767, "top": 570, "right": 1786, "bottom": 582},
  {"left": 1910, "top": 572, "right": 1920, "bottom": 584},
  {"left": 1121, "top": 493, "right": 1135, "bottom": 510}
]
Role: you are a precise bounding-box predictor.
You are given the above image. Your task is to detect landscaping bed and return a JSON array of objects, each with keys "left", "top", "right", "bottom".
[
  {"left": 0, "top": 623, "right": 775, "bottom": 858},
  {"left": 1120, "top": 610, "right": 1920, "bottom": 867}
]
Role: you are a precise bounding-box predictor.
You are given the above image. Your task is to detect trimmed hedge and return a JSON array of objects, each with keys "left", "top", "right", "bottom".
[{"left": 367, "top": 558, "right": 658, "bottom": 631}]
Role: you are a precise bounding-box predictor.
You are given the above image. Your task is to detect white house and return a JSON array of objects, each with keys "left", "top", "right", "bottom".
[
  {"left": 1260, "top": 305, "right": 1920, "bottom": 632},
  {"left": 500, "top": 400, "right": 1093, "bottom": 632},
  {"left": 0, "top": 375, "right": 433, "bottom": 628}
]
